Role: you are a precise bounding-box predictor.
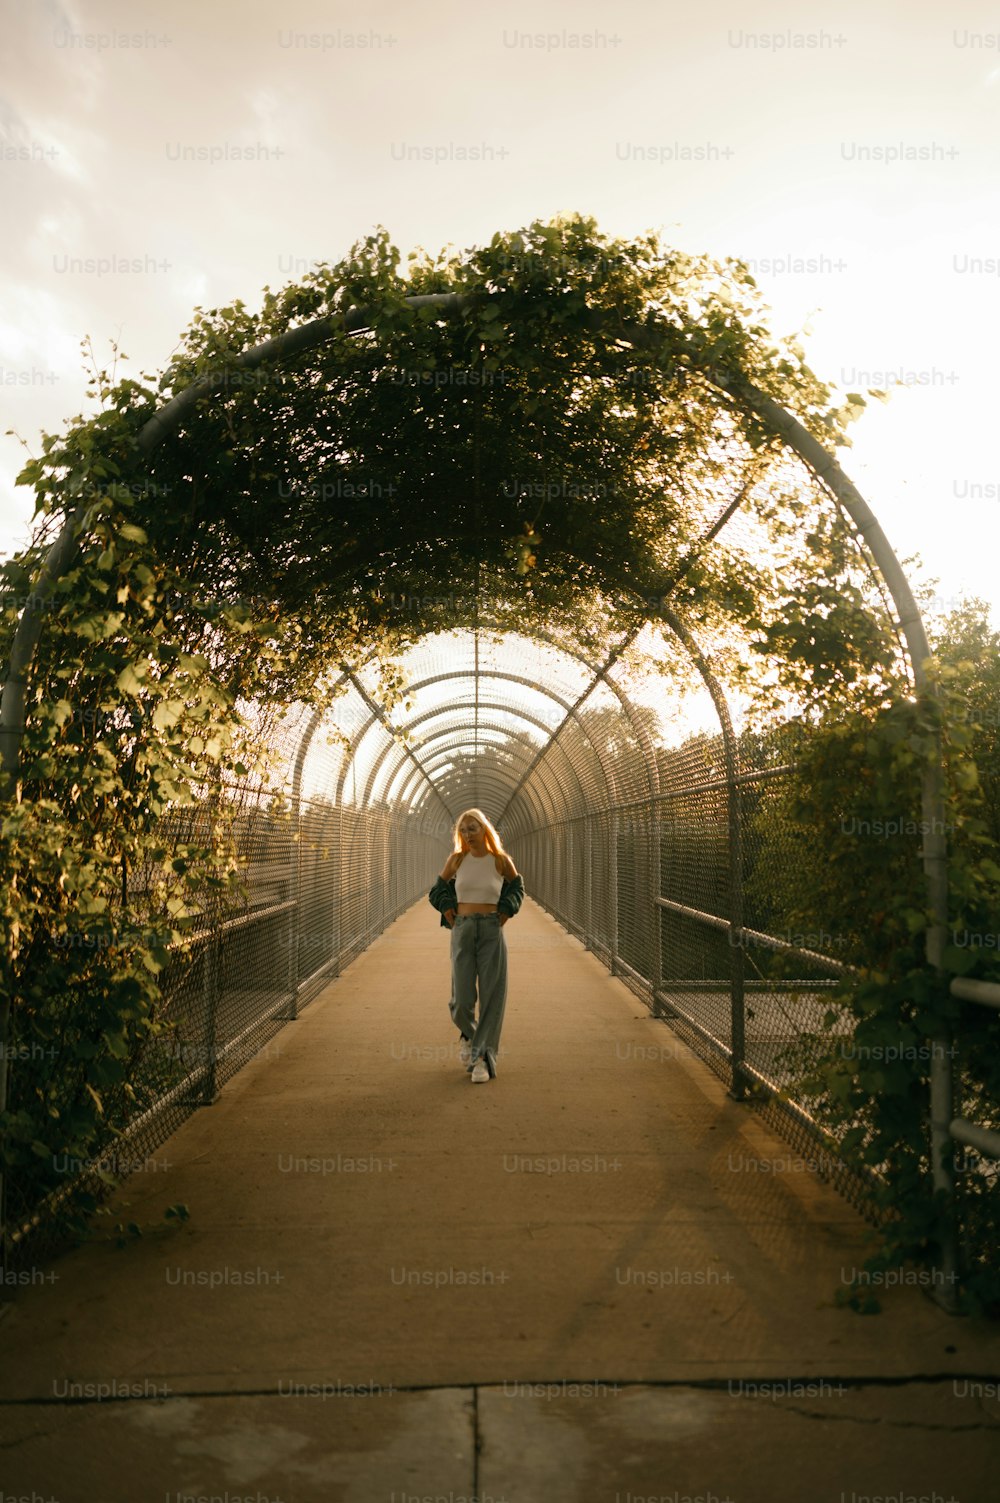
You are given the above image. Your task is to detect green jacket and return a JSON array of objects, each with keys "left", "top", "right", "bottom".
[{"left": 428, "top": 871, "right": 525, "bottom": 928}]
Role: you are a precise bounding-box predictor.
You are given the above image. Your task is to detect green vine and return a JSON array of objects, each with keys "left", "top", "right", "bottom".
[
  {"left": 743, "top": 618, "right": 1000, "bottom": 1312},
  {"left": 3, "top": 215, "right": 992, "bottom": 1303}
]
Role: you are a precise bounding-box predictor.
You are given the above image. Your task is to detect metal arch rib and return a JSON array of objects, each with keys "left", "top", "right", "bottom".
[
  {"left": 1, "top": 287, "right": 930, "bottom": 790},
  {"left": 495, "top": 624, "right": 658, "bottom": 827},
  {"left": 369, "top": 722, "right": 547, "bottom": 812},
  {"left": 361, "top": 697, "right": 572, "bottom": 812},
  {"left": 280, "top": 656, "right": 611, "bottom": 827},
  {"left": 384, "top": 715, "right": 586, "bottom": 831},
  {"left": 341, "top": 666, "right": 605, "bottom": 825},
  {"left": 399, "top": 757, "right": 556, "bottom": 832},
  {"left": 134, "top": 293, "right": 485, "bottom": 456},
  {"left": 331, "top": 664, "right": 453, "bottom": 825}
]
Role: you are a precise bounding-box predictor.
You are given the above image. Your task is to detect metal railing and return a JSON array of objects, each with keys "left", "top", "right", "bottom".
[
  {"left": 517, "top": 735, "right": 902, "bottom": 1222},
  {"left": 949, "top": 976, "right": 1000, "bottom": 1160},
  {"left": 3, "top": 800, "right": 442, "bottom": 1266},
  {"left": 6, "top": 639, "right": 998, "bottom": 1302}
]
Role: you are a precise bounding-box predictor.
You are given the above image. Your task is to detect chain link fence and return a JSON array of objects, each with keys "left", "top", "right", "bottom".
[
  {"left": 0, "top": 461, "right": 947, "bottom": 1264},
  {"left": 4, "top": 677, "right": 445, "bottom": 1269},
  {"left": 518, "top": 725, "right": 878, "bottom": 1218}
]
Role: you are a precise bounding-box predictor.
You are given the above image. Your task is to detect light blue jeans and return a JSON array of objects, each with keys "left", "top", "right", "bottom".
[{"left": 448, "top": 913, "right": 508, "bottom": 1077}]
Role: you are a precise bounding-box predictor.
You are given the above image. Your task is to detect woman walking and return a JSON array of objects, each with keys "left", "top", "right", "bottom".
[{"left": 429, "top": 809, "right": 524, "bottom": 1083}]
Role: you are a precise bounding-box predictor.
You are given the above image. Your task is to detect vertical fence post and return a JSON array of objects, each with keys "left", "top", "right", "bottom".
[
  {"left": 284, "top": 707, "right": 321, "bottom": 1020},
  {"left": 650, "top": 798, "right": 663, "bottom": 1010},
  {"left": 651, "top": 819, "right": 667, "bottom": 1024},
  {"left": 284, "top": 796, "right": 301, "bottom": 1021},
  {"left": 610, "top": 808, "right": 620, "bottom": 975},
  {"left": 200, "top": 793, "right": 222, "bottom": 1105},
  {"left": 585, "top": 818, "right": 593, "bottom": 951},
  {"left": 201, "top": 922, "right": 221, "bottom": 1103},
  {"left": 924, "top": 750, "right": 959, "bottom": 1311},
  {"left": 333, "top": 802, "right": 343, "bottom": 976},
  {"left": 727, "top": 754, "right": 747, "bottom": 1102}
]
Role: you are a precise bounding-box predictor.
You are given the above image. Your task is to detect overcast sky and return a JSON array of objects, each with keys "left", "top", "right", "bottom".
[{"left": 2, "top": 0, "right": 998, "bottom": 625}]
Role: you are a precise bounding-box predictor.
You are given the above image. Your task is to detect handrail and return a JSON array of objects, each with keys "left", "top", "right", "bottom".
[
  {"left": 949, "top": 976, "right": 1000, "bottom": 1012},
  {"left": 654, "top": 896, "right": 857, "bottom": 977},
  {"left": 947, "top": 975, "right": 1000, "bottom": 1159}
]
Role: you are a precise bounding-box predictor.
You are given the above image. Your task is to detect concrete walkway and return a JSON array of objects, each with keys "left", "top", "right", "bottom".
[{"left": 1, "top": 899, "right": 997, "bottom": 1502}]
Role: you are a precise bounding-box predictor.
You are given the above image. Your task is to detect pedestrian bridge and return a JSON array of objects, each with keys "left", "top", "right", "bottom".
[
  {"left": 2, "top": 241, "right": 998, "bottom": 1500},
  {"left": 2, "top": 896, "right": 996, "bottom": 1502}
]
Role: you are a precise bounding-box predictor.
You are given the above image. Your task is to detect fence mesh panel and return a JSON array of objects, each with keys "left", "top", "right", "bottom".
[{"left": 4, "top": 447, "right": 951, "bottom": 1263}]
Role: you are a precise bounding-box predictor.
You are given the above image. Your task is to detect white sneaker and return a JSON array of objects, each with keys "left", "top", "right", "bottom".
[
  {"left": 470, "top": 1058, "right": 490, "bottom": 1084},
  {"left": 459, "top": 1038, "right": 472, "bottom": 1067}
]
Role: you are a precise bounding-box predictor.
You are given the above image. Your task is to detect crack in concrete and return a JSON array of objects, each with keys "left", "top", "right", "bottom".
[
  {"left": 472, "top": 1384, "right": 481, "bottom": 1499},
  {"left": 0, "top": 1426, "right": 58, "bottom": 1450},
  {"left": 775, "top": 1402, "right": 998, "bottom": 1430},
  {"left": 2, "top": 1373, "right": 999, "bottom": 1407}
]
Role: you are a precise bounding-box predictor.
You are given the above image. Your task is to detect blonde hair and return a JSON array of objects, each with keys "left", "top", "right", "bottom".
[{"left": 452, "top": 808, "right": 507, "bottom": 857}]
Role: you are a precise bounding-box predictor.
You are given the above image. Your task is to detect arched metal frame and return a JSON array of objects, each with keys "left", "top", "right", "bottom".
[
  {"left": 325, "top": 654, "right": 655, "bottom": 818},
  {"left": 0, "top": 287, "right": 960, "bottom": 1298},
  {"left": 371, "top": 712, "right": 584, "bottom": 824}
]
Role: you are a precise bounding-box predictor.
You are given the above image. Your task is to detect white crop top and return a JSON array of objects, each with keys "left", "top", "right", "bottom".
[{"left": 454, "top": 852, "right": 504, "bottom": 904}]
